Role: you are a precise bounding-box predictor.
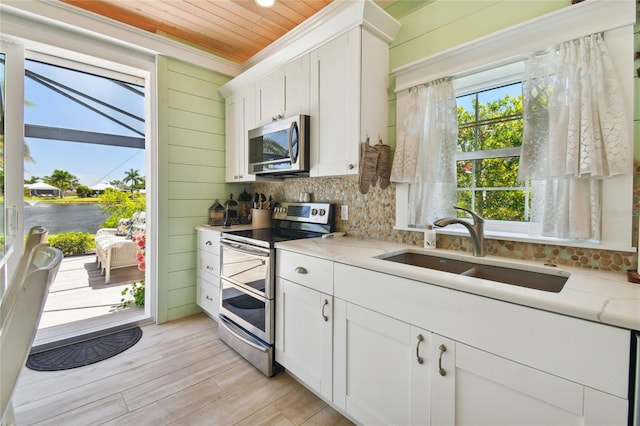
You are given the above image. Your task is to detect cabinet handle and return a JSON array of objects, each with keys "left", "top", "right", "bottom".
[
  {"left": 322, "top": 299, "right": 329, "bottom": 322},
  {"left": 295, "top": 266, "right": 308, "bottom": 274},
  {"left": 205, "top": 241, "right": 213, "bottom": 246},
  {"left": 416, "top": 334, "right": 424, "bottom": 364},
  {"left": 438, "top": 344, "right": 447, "bottom": 376},
  {"left": 206, "top": 295, "right": 213, "bottom": 301},
  {"left": 348, "top": 163, "right": 355, "bottom": 170},
  {"left": 206, "top": 265, "right": 214, "bottom": 271}
]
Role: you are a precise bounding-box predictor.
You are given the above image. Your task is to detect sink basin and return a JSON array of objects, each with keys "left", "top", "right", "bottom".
[
  {"left": 383, "top": 252, "right": 474, "bottom": 274},
  {"left": 460, "top": 264, "right": 567, "bottom": 293},
  {"left": 380, "top": 251, "right": 568, "bottom": 293}
]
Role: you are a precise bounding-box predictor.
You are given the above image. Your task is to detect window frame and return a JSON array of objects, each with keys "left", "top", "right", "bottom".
[{"left": 454, "top": 70, "right": 530, "bottom": 226}]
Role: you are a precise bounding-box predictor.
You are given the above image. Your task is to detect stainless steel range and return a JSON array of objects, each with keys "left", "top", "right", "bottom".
[{"left": 218, "top": 201, "right": 335, "bottom": 376}]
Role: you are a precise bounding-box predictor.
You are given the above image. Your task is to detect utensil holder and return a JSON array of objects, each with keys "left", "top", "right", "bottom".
[{"left": 252, "top": 209, "right": 272, "bottom": 228}]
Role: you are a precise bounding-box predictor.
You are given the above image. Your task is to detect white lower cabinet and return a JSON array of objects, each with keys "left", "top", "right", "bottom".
[
  {"left": 275, "top": 255, "right": 630, "bottom": 425},
  {"left": 196, "top": 227, "right": 221, "bottom": 319},
  {"left": 275, "top": 249, "right": 334, "bottom": 401},
  {"left": 431, "top": 335, "right": 628, "bottom": 426},
  {"left": 275, "top": 277, "right": 333, "bottom": 401},
  {"left": 332, "top": 263, "right": 629, "bottom": 426},
  {"left": 333, "top": 299, "right": 430, "bottom": 425}
]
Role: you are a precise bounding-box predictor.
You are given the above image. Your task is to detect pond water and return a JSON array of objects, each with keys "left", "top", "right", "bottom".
[{"left": 24, "top": 202, "right": 109, "bottom": 235}]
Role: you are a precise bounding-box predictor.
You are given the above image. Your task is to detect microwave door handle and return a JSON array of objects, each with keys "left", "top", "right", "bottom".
[{"left": 288, "top": 121, "right": 298, "bottom": 164}]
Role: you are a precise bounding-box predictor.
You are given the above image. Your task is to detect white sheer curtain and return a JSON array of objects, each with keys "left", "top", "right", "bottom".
[
  {"left": 519, "top": 33, "right": 631, "bottom": 240},
  {"left": 391, "top": 78, "right": 458, "bottom": 225}
]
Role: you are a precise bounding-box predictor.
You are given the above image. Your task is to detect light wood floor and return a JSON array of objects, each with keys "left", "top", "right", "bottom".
[{"left": 14, "top": 313, "right": 354, "bottom": 426}]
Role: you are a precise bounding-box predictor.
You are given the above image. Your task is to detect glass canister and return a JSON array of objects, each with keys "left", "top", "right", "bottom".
[
  {"left": 238, "top": 189, "right": 252, "bottom": 224},
  {"left": 208, "top": 199, "right": 226, "bottom": 226},
  {"left": 224, "top": 194, "right": 239, "bottom": 225}
]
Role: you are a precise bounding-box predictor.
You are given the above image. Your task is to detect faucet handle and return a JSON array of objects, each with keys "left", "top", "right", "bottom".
[{"left": 453, "top": 205, "right": 484, "bottom": 223}]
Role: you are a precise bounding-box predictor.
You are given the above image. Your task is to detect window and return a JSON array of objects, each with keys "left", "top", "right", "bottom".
[{"left": 455, "top": 82, "right": 530, "bottom": 222}]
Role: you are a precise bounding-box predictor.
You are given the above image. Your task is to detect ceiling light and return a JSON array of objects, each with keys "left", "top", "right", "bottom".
[{"left": 255, "top": 0, "right": 276, "bottom": 7}]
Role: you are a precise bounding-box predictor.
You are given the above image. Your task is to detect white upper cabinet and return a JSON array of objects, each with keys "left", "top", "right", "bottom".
[
  {"left": 225, "top": 88, "right": 256, "bottom": 182},
  {"left": 219, "top": 0, "right": 400, "bottom": 181},
  {"left": 256, "top": 67, "right": 285, "bottom": 125},
  {"left": 310, "top": 27, "right": 390, "bottom": 177},
  {"left": 283, "top": 54, "right": 311, "bottom": 119},
  {"left": 256, "top": 54, "right": 310, "bottom": 126}
]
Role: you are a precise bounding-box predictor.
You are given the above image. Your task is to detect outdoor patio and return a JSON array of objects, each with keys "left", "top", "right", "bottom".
[{"left": 34, "top": 254, "right": 146, "bottom": 348}]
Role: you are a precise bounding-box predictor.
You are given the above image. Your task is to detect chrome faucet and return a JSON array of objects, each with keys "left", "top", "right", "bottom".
[{"left": 433, "top": 206, "right": 485, "bottom": 257}]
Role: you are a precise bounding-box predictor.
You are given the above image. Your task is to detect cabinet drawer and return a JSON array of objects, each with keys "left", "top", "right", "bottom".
[
  {"left": 198, "top": 277, "right": 219, "bottom": 318},
  {"left": 198, "top": 250, "right": 220, "bottom": 278},
  {"left": 197, "top": 229, "right": 220, "bottom": 254},
  {"left": 277, "top": 250, "right": 333, "bottom": 294}
]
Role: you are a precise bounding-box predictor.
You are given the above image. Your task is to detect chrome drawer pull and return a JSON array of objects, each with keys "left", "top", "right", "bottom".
[
  {"left": 295, "top": 266, "right": 308, "bottom": 274},
  {"left": 322, "top": 299, "right": 329, "bottom": 322},
  {"left": 416, "top": 334, "right": 424, "bottom": 364},
  {"left": 438, "top": 344, "right": 447, "bottom": 376}
]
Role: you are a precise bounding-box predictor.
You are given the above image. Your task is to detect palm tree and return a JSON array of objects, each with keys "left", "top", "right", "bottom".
[
  {"left": 45, "top": 169, "right": 78, "bottom": 198},
  {"left": 123, "top": 169, "right": 142, "bottom": 194}
]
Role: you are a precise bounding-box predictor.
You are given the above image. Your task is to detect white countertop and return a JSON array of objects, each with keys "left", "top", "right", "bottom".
[{"left": 275, "top": 236, "right": 640, "bottom": 331}]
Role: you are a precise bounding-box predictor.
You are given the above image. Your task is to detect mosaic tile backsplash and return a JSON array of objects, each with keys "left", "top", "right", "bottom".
[{"left": 251, "top": 164, "right": 640, "bottom": 273}]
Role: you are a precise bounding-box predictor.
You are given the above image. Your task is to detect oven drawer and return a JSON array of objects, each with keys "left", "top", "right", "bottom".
[
  {"left": 197, "top": 229, "right": 220, "bottom": 254},
  {"left": 277, "top": 250, "right": 333, "bottom": 294},
  {"left": 198, "top": 250, "right": 220, "bottom": 278}
]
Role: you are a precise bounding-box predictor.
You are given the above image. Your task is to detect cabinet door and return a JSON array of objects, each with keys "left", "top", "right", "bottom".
[
  {"left": 333, "top": 299, "right": 430, "bottom": 425},
  {"left": 431, "top": 335, "right": 628, "bottom": 426},
  {"left": 256, "top": 67, "right": 285, "bottom": 125},
  {"left": 310, "top": 28, "right": 360, "bottom": 177},
  {"left": 225, "top": 90, "right": 256, "bottom": 182},
  {"left": 284, "top": 54, "right": 310, "bottom": 118},
  {"left": 275, "top": 277, "right": 332, "bottom": 401}
]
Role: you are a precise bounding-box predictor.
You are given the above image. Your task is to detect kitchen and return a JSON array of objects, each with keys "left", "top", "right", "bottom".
[{"left": 1, "top": 0, "right": 639, "bottom": 424}]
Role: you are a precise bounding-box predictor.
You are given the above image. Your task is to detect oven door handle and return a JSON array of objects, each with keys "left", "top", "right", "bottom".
[
  {"left": 219, "top": 315, "right": 269, "bottom": 353},
  {"left": 220, "top": 240, "right": 270, "bottom": 258}
]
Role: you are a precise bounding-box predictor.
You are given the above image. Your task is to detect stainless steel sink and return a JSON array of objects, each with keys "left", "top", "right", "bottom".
[
  {"left": 460, "top": 264, "right": 567, "bottom": 293},
  {"left": 380, "top": 251, "right": 568, "bottom": 293},
  {"left": 383, "top": 252, "right": 474, "bottom": 274}
]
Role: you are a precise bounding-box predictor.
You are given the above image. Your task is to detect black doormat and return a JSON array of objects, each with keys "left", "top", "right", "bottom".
[{"left": 27, "top": 327, "right": 143, "bottom": 371}]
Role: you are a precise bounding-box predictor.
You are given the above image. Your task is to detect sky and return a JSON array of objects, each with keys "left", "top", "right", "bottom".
[{"left": 22, "top": 59, "right": 146, "bottom": 187}]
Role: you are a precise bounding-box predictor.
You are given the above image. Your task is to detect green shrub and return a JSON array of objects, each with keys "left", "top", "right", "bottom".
[
  {"left": 47, "top": 232, "right": 93, "bottom": 256},
  {"left": 75, "top": 185, "right": 92, "bottom": 198},
  {"left": 121, "top": 279, "right": 145, "bottom": 307},
  {"left": 98, "top": 188, "right": 145, "bottom": 228}
]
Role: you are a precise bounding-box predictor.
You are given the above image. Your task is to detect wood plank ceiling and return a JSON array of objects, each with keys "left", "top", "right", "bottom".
[{"left": 61, "top": 0, "right": 338, "bottom": 63}]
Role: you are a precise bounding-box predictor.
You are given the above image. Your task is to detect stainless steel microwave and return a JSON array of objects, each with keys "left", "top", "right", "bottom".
[{"left": 248, "top": 115, "right": 310, "bottom": 176}]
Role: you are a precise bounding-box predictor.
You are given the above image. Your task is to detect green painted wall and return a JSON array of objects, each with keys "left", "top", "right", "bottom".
[{"left": 156, "top": 56, "right": 241, "bottom": 323}]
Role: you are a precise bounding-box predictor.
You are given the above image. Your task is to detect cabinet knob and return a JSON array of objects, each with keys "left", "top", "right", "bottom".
[
  {"left": 416, "top": 334, "right": 424, "bottom": 364},
  {"left": 348, "top": 163, "right": 355, "bottom": 170},
  {"left": 322, "top": 299, "right": 329, "bottom": 322},
  {"left": 438, "top": 344, "right": 447, "bottom": 376},
  {"left": 295, "top": 266, "right": 308, "bottom": 274}
]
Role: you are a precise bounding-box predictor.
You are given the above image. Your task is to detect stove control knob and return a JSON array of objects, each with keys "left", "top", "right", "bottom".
[
  {"left": 319, "top": 209, "right": 326, "bottom": 216},
  {"left": 311, "top": 208, "right": 318, "bottom": 216}
]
